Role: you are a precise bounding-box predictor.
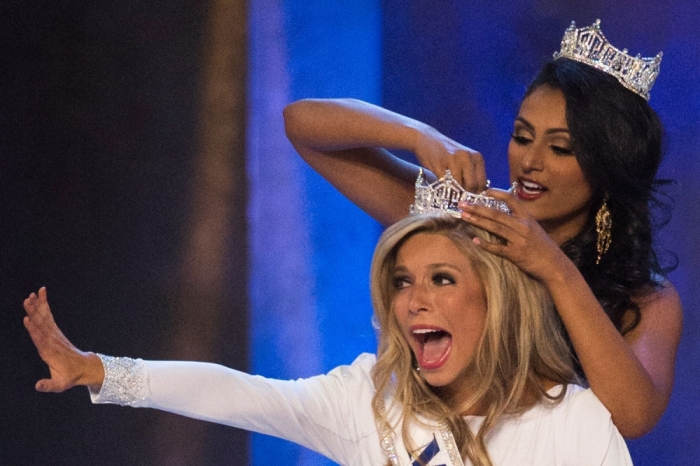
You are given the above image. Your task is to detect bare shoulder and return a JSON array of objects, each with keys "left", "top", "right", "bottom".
[
  {"left": 617, "top": 279, "right": 683, "bottom": 407},
  {"left": 625, "top": 279, "right": 683, "bottom": 350},
  {"left": 637, "top": 280, "right": 683, "bottom": 322}
]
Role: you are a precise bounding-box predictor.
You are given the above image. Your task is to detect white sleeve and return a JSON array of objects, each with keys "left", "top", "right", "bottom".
[
  {"left": 561, "top": 388, "right": 634, "bottom": 466},
  {"left": 90, "top": 353, "right": 379, "bottom": 464}
]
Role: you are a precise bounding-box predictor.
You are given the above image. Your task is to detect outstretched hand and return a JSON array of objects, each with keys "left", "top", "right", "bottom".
[
  {"left": 459, "top": 189, "right": 572, "bottom": 282},
  {"left": 23, "top": 287, "right": 104, "bottom": 393},
  {"left": 413, "top": 125, "right": 488, "bottom": 193}
]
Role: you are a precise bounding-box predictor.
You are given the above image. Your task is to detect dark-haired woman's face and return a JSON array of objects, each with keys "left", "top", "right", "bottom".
[{"left": 508, "top": 85, "right": 593, "bottom": 245}]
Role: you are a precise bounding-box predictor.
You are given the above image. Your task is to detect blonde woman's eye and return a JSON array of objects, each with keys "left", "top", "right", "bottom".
[
  {"left": 392, "top": 277, "right": 410, "bottom": 289},
  {"left": 433, "top": 274, "right": 455, "bottom": 285}
]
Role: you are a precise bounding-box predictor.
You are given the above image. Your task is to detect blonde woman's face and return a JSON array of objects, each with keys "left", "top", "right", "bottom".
[{"left": 392, "top": 232, "right": 487, "bottom": 391}]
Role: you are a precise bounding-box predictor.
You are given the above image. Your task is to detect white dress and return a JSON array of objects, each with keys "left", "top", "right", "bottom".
[{"left": 91, "top": 353, "right": 633, "bottom": 466}]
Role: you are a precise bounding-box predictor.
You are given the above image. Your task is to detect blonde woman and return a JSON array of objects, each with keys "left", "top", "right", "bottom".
[{"left": 23, "top": 212, "right": 631, "bottom": 465}]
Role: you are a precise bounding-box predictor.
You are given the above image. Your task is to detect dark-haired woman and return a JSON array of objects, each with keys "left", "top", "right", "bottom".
[{"left": 283, "top": 21, "right": 683, "bottom": 438}]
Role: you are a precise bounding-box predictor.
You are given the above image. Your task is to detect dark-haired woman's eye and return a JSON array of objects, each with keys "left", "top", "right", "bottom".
[
  {"left": 510, "top": 134, "right": 532, "bottom": 145},
  {"left": 551, "top": 145, "right": 574, "bottom": 155}
]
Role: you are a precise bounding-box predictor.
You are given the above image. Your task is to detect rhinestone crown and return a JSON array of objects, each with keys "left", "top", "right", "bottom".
[
  {"left": 553, "top": 19, "right": 662, "bottom": 100},
  {"left": 410, "top": 169, "right": 511, "bottom": 218}
]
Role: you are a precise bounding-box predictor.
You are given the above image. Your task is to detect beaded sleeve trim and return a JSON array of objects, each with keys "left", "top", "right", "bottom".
[{"left": 96, "top": 354, "right": 147, "bottom": 406}]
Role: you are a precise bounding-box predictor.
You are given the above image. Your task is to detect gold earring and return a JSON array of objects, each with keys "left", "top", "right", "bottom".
[{"left": 596, "top": 197, "right": 612, "bottom": 264}]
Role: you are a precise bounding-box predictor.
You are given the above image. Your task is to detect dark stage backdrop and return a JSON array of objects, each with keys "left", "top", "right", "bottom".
[
  {"left": 2, "top": 0, "right": 250, "bottom": 465},
  {"left": 3, "top": 1, "right": 699, "bottom": 465}
]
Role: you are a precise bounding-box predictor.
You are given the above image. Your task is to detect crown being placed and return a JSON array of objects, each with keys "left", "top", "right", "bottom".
[
  {"left": 410, "top": 169, "right": 511, "bottom": 218},
  {"left": 553, "top": 19, "right": 662, "bottom": 100}
]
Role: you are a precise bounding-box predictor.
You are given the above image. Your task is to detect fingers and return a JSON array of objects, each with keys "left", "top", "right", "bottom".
[
  {"left": 23, "top": 287, "right": 89, "bottom": 393},
  {"left": 23, "top": 293, "right": 37, "bottom": 314},
  {"left": 36, "top": 376, "right": 74, "bottom": 393},
  {"left": 470, "top": 235, "right": 509, "bottom": 258},
  {"left": 459, "top": 187, "right": 533, "bottom": 225},
  {"left": 461, "top": 207, "right": 518, "bottom": 242},
  {"left": 24, "top": 287, "right": 59, "bottom": 330},
  {"left": 470, "top": 152, "right": 488, "bottom": 193},
  {"left": 24, "top": 287, "right": 51, "bottom": 320},
  {"left": 23, "top": 287, "right": 74, "bottom": 359},
  {"left": 453, "top": 149, "right": 486, "bottom": 193},
  {"left": 24, "top": 288, "right": 55, "bottom": 340},
  {"left": 24, "top": 310, "right": 65, "bottom": 393},
  {"left": 459, "top": 189, "right": 518, "bottom": 226},
  {"left": 24, "top": 310, "right": 58, "bottom": 363},
  {"left": 458, "top": 190, "right": 530, "bottom": 246},
  {"left": 482, "top": 188, "right": 529, "bottom": 216},
  {"left": 23, "top": 315, "right": 42, "bottom": 346},
  {"left": 35, "top": 378, "right": 59, "bottom": 393},
  {"left": 415, "top": 135, "right": 487, "bottom": 192}
]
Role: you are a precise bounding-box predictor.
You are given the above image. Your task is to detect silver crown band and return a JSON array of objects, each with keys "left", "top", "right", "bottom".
[
  {"left": 553, "top": 19, "right": 662, "bottom": 100},
  {"left": 410, "top": 169, "right": 511, "bottom": 218}
]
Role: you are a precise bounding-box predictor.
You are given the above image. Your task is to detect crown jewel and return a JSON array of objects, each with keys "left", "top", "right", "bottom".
[
  {"left": 410, "top": 169, "right": 511, "bottom": 217},
  {"left": 553, "top": 19, "right": 662, "bottom": 100}
]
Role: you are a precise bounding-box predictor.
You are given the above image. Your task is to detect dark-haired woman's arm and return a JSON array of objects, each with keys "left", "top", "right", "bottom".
[
  {"left": 541, "top": 261, "right": 681, "bottom": 439},
  {"left": 283, "top": 98, "right": 487, "bottom": 226},
  {"left": 460, "top": 192, "right": 683, "bottom": 438}
]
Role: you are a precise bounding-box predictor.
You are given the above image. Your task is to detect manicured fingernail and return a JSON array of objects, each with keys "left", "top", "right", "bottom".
[{"left": 472, "top": 237, "right": 481, "bottom": 245}]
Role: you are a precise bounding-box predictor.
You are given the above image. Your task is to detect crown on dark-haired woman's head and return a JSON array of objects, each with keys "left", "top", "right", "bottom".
[{"left": 553, "top": 19, "right": 662, "bottom": 100}]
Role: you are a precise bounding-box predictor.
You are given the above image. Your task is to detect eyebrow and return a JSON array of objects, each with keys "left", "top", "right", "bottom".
[
  {"left": 515, "top": 116, "right": 570, "bottom": 135},
  {"left": 394, "top": 263, "right": 463, "bottom": 273}
]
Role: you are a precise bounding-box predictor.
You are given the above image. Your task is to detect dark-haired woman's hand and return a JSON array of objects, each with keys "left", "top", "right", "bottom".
[
  {"left": 23, "top": 287, "right": 104, "bottom": 393},
  {"left": 458, "top": 189, "right": 570, "bottom": 281},
  {"left": 412, "top": 125, "right": 488, "bottom": 194}
]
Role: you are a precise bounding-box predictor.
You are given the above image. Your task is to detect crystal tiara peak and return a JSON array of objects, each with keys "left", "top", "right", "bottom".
[
  {"left": 553, "top": 19, "right": 662, "bottom": 100},
  {"left": 410, "top": 169, "right": 511, "bottom": 218}
]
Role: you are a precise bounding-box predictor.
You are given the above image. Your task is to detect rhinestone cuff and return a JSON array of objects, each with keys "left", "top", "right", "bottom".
[{"left": 94, "top": 354, "right": 147, "bottom": 406}]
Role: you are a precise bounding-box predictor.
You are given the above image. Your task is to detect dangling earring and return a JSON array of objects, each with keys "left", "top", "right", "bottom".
[{"left": 596, "top": 196, "right": 612, "bottom": 265}]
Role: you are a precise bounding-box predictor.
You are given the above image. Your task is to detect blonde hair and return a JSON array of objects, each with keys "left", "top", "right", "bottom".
[{"left": 370, "top": 214, "right": 578, "bottom": 466}]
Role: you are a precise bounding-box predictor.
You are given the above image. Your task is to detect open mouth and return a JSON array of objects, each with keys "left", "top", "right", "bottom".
[
  {"left": 412, "top": 328, "right": 452, "bottom": 370},
  {"left": 517, "top": 178, "right": 547, "bottom": 199}
]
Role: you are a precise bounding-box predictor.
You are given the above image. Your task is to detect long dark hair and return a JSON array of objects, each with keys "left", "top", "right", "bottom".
[{"left": 525, "top": 58, "right": 675, "bottom": 338}]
